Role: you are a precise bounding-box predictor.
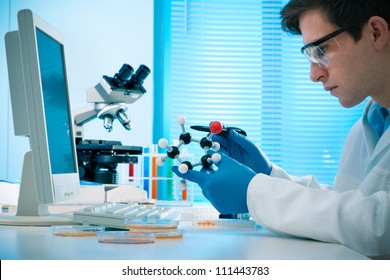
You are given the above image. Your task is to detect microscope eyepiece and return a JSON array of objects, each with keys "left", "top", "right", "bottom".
[
  {"left": 134, "top": 64, "right": 151, "bottom": 81},
  {"left": 112, "top": 64, "right": 134, "bottom": 87},
  {"left": 125, "top": 64, "right": 151, "bottom": 91}
]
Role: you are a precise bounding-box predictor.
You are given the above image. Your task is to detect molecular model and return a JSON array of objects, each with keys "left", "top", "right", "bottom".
[{"left": 157, "top": 116, "right": 223, "bottom": 174}]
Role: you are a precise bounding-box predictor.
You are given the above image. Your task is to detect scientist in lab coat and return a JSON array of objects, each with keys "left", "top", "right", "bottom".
[{"left": 173, "top": 0, "right": 390, "bottom": 258}]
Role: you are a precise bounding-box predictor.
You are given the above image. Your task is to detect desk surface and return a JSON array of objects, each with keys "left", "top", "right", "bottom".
[{"left": 0, "top": 224, "right": 368, "bottom": 260}]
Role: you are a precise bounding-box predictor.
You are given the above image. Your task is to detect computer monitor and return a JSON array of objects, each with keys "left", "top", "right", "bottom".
[{"left": 1, "top": 9, "right": 80, "bottom": 225}]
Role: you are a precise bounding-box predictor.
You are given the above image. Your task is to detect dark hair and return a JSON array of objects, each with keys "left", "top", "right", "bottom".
[{"left": 280, "top": 0, "right": 390, "bottom": 41}]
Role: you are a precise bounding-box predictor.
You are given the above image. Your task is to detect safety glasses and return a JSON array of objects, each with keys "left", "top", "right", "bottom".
[{"left": 301, "top": 27, "right": 345, "bottom": 68}]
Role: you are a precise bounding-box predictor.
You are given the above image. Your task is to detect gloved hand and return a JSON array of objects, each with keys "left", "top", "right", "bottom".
[
  {"left": 172, "top": 151, "right": 256, "bottom": 214},
  {"left": 213, "top": 129, "right": 272, "bottom": 175}
]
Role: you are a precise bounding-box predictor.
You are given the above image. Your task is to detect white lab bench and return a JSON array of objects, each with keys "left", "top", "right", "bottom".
[{"left": 0, "top": 222, "right": 368, "bottom": 260}]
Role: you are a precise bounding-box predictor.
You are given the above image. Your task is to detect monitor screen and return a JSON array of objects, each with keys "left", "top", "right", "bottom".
[
  {"left": 36, "top": 28, "right": 76, "bottom": 175},
  {"left": 1, "top": 9, "right": 80, "bottom": 225}
]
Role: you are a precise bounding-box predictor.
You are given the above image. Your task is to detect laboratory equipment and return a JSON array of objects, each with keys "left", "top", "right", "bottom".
[
  {"left": 149, "top": 229, "right": 184, "bottom": 239},
  {"left": 51, "top": 225, "right": 105, "bottom": 237},
  {"left": 123, "top": 222, "right": 184, "bottom": 239},
  {"left": 2, "top": 9, "right": 80, "bottom": 225},
  {"left": 73, "top": 63, "right": 150, "bottom": 138},
  {"left": 73, "top": 64, "right": 150, "bottom": 184},
  {"left": 76, "top": 139, "right": 142, "bottom": 184},
  {"left": 194, "top": 219, "right": 256, "bottom": 230},
  {"left": 156, "top": 116, "right": 223, "bottom": 174},
  {"left": 72, "top": 201, "right": 180, "bottom": 229},
  {"left": 98, "top": 231, "right": 156, "bottom": 244},
  {"left": 125, "top": 219, "right": 179, "bottom": 231},
  {"left": 190, "top": 123, "right": 247, "bottom": 136}
]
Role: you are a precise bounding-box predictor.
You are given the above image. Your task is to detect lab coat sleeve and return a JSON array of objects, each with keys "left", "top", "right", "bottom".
[
  {"left": 269, "top": 164, "right": 330, "bottom": 189},
  {"left": 247, "top": 172, "right": 390, "bottom": 257}
]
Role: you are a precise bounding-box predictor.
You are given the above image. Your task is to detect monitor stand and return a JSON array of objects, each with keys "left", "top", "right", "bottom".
[{"left": 0, "top": 152, "right": 76, "bottom": 226}]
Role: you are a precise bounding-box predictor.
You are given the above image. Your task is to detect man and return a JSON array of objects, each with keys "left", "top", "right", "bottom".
[{"left": 172, "top": 0, "right": 390, "bottom": 258}]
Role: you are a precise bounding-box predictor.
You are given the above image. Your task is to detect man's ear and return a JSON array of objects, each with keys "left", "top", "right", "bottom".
[{"left": 368, "top": 16, "right": 389, "bottom": 51}]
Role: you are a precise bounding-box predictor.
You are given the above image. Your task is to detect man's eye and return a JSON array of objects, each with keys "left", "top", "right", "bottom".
[
  {"left": 314, "top": 45, "right": 328, "bottom": 58},
  {"left": 317, "top": 45, "right": 328, "bottom": 55}
]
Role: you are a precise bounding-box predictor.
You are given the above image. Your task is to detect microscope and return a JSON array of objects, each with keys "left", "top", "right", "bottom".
[{"left": 73, "top": 64, "right": 150, "bottom": 184}]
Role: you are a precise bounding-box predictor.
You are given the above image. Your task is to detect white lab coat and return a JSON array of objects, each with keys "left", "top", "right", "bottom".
[{"left": 247, "top": 99, "right": 390, "bottom": 257}]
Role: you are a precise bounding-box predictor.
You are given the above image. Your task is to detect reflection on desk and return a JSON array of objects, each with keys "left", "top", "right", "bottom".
[{"left": 0, "top": 224, "right": 368, "bottom": 260}]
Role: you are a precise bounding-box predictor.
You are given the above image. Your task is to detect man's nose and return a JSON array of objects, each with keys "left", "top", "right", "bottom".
[{"left": 309, "top": 63, "right": 327, "bottom": 82}]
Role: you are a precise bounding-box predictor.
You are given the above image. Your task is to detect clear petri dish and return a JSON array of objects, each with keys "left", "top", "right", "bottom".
[
  {"left": 154, "top": 229, "right": 184, "bottom": 239},
  {"left": 127, "top": 229, "right": 185, "bottom": 239},
  {"left": 194, "top": 219, "right": 257, "bottom": 229},
  {"left": 125, "top": 219, "right": 179, "bottom": 231},
  {"left": 98, "top": 231, "right": 155, "bottom": 244},
  {"left": 51, "top": 225, "right": 105, "bottom": 237}
]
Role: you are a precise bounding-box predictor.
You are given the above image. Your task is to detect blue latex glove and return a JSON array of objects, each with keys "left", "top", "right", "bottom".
[
  {"left": 172, "top": 151, "right": 256, "bottom": 214},
  {"left": 212, "top": 129, "right": 272, "bottom": 175}
]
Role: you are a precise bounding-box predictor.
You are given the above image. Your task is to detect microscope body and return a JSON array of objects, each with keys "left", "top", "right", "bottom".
[{"left": 73, "top": 64, "right": 150, "bottom": 184}]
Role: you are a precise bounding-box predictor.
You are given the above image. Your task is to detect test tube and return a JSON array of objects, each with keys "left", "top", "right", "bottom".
[
  {"left": 143, "top": 146, "right": 150, "bottom": 196},
  {"left": 151, "top": 144, "right": 158, "bottom": 199}
]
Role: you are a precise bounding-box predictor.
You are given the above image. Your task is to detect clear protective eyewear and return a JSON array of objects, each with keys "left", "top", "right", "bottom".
[{"left": 301, "top": 27, "right": 345, "bottom": 68}]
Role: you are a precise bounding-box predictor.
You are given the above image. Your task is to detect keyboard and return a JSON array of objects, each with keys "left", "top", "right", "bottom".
[{"left": 73, "top": 202, "right": 180, "bottom": 229}]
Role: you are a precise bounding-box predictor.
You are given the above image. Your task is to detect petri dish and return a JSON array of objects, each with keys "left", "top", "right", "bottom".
[
  {"left": 98, "top": 231, "right": 155, "bottom": 244},
  {"left": 154, "top": 229, "right": 184, "bottom": 239},
  {"left": 128, "top": 229, "right": 185, "bottom": 239},
  {"left": 51, "top": 225, "right": 105, "bottom": 237},
  {"left": 194, "top": 219, "right": 257, "bottom": 229},
  {"left": 125, "top": 219, "right": 179, "bottom": 231}
]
